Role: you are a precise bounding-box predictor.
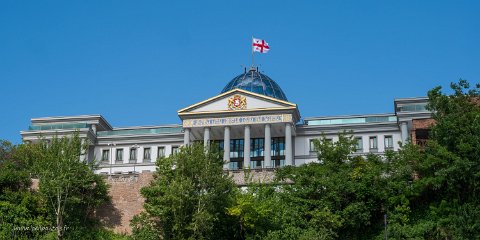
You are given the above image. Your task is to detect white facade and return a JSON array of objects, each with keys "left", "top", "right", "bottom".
[{"left": 20, "top": 69, "right": 431, "bottom": 175}]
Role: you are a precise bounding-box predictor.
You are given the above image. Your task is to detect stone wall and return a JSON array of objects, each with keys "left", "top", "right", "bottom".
[
  {"left": 412, "top": 118, "right": 436, "bottom": 130},
  {"left": 96, "top": 170, "right": 276, "bottom": 234},
  {"left": 229, "top": 169, "right": 276, "bottom": 186},
  {"left": 411, "top": 118, "right": 436, "bottom": 145},
  {"left": 30, "top": 168, "right": 277, "bottom": 234},
  {"left": 96, "top": 172, "right": 154, "bottom": 234}
]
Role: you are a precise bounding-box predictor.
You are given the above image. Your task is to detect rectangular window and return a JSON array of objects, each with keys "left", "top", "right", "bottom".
[
  {"left": 143, "top": 147, "right": 151, "bottom": 161},
  {"left": 309, "top": 139, "right": 317, "bottom": 152},
  {"left": 229, "top": 139, "right": 244, "bottom": 170},
  {"left": 272, "top": 137, "right": 285, "bottom": 157},
  {"left": 116, "top": 149, "right": 123, "bottom": 162},
  {"left": 157, "top": 146, "right": 165, "bottom": 158},
  {"left": 250, "top": 138, "right": 265, "bottom": 157},
  {"left": 250, "top": 160, "right": 264, "bottom": 169},
  {"left": 129, "top": 148, "right": 137, "bottom": 161},
  {"left": 385, "top": 136, "right": 394, "bottom": 149},
  {"left": 369, "top": 136, "right": 378, "bottom": 150},
  {"left": 355, "top": 137, "right": 363, "bottom": 152},
  {"left": 229, "top": 161, "right": 240, "bottom": 170},
  {"left": 102, "top": 149, "right": 110, "bottom": 162},
  {"left": 271, "top": 137, "right": 286, "bottom": 168},
  {"left": 273, "top": 159, "right": 285, "bottom": 168},
  {"left": 172, "top": 146, "right": 179, "bottom": 155},
  {"left": 229, "top": 139, "right": 244, "bottom": 159},
  {"left": 310, "top": 138, "right": 332, "bottom": 152}
]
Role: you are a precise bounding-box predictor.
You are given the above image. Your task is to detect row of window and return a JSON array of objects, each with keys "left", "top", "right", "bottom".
[
  {"left": 213, "top": 138, "right": 287, "bottom": 170},
  {"left": 309, "top": 136, "right": 394, "bottom": 152},
  {"left": 214, "top": 137, "right": 286, "bottom": 159},
  {"left": 101, "top": 146, "right": 180, "bottom": 163},
  {"left": 229, "top": 159, "right": 286, "bottom": 170}
]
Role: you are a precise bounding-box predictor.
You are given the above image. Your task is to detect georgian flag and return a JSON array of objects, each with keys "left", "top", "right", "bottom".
[{"left": 252, "top": 38, "right": 270, "bottom": 53}]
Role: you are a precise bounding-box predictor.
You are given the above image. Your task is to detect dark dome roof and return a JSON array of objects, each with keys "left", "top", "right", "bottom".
[{"left": 221, "top": 68, "right": 288, "bottom": 101}]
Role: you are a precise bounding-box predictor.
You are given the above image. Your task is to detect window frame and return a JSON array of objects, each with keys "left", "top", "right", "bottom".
[
  {"left": 143, "top": 147, "right": 151, "bottom": 162},
  {"left": 157, "top": 146, "right": 165, "bottom": 159},
  {"left": 384, "top": 135, "right": 394, "bottom": 149},
  {"left": 172, "top": 146, "right": 179, "bottom": 155},
  {"left": 101, "top": 149, "right": 110, "bottom": 162},
  {"left": 129, "top": 148, "right": 137, "bottom": 161},
  {"left": 116, "top": 148, "right": 123, "bottom": 163},
  {"left": 369, "top": 136, "right": 378, "bottom": 150},
  {"left": 309, "top": 139, "right": 317, "bottom": 152},
  {"left": 355, "top": 137, "right": 363, "bottom": 152}
]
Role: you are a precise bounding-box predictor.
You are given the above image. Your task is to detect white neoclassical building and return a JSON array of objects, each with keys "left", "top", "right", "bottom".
[{"left": 21, "top": 67, "right": 432, "bottom": 175}]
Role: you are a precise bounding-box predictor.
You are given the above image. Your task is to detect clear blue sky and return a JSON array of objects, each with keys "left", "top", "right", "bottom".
[{"left": 1, "top": 1, "right": 479, "bottom": 143}]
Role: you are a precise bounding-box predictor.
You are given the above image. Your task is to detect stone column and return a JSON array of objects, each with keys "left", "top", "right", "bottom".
[
  {"left": 400, "top": 122, "right": 408, "bottom": 143},
  {"left": 91, "top": 124, "right": 97, "bottom": 134},
  {"left": 244, "top": 125, "right": 251, "bottom": 169},
  {"left": 80, "top": 139, "right": 87, "bottom": 162},
  {"left": 285, "top": 123, "right": 293, "bottom": 166},
  {"left": 183, "top": 128, "right": 190, "bottom": 146},
  {"left": 264, "top": 124, "right": 272, "bottom": 168},
  {"left": 223, "top": 126, "right": 230, "bottom": 169},
  {"left": 204, "top": 127, "right": 210, "bottom": 148}
]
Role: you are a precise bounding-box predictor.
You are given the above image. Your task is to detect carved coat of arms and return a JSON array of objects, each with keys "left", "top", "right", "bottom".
[{"left": 228, "top": 94, "right": 247, "bottom": 110}]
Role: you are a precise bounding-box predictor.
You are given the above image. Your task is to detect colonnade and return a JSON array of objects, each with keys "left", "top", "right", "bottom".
[{"left": 183, "top": 123, "right": 293, "bottom": 168}]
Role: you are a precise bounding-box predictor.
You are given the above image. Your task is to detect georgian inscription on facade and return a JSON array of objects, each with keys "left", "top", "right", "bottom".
[{"left": 183, "top": 114, "right": 293, "bottom": 128}]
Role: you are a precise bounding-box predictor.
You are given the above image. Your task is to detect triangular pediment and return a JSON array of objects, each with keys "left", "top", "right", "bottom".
[{"left": 178, "top": 89, "right": 297, "bottom": 116}]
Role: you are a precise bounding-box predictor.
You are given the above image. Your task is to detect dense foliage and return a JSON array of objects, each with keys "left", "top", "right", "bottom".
[
  {"left": 219, "top": 79, "right": 480, "bottom": 239},
  {"left": 384, "top": 80, "right": 480, "bottom": 239},
  {"left": 132, "top": 143, "right": 239, "bottom": 240},
  {"left": 226, "top": 134, "right": 390, "bottom": 240},
  {"left": 1, "top": 80, "right": 479, "bottom": 239},
  {"left": 27, "top": 133, "right": 110, "bottom": 239},
  {"left": 0, "top": 134, "right": 122, "bottom": 240},
  {"left": 0, "top": 140, "right": 49, "bottom": 239}
]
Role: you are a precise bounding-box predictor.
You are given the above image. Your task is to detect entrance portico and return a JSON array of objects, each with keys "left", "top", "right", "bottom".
[
  {"left": 182, "top": 122, "right": 294, "bottom": 169},
  {"left": 178, "top": 87, "right": 300, "bottom": 170}
]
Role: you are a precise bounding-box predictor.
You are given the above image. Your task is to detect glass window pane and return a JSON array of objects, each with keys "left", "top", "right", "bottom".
[{"left": 116, "top": 149, "right": 123, "bottom": 162}]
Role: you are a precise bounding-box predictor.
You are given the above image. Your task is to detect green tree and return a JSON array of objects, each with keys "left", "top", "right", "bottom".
[
  {"left": 272, "top": 133, "right": 391, "bottom": 239},
  {"left": 24, "top": 133, "right": 109, "bottom": 240},
  {"left": 229, "top": 133, "right": 384, "bottom": 240},
  {"left": 0, "top": 140, "right": 49, "bottom": 240},
  {"left": 227, "top": 173, "right": 335, "bottom": 240},
  {"left": 132, "top": 142, "right": 239, "bottom": 240},
  {"left": 385, "top": 80, "right": 480, "bottom": 239},
  {"left": 227, "top": 175, "right": 290, "bottom": 240}
]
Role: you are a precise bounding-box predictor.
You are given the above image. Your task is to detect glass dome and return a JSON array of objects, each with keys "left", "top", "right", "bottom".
[{"left": 221, "top": 68, "right": 288, "bottom": 101}]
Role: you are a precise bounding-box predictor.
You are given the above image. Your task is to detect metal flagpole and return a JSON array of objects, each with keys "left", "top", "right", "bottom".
[{"left": 252, "top": 36, "right": 255, "bottom": 67}]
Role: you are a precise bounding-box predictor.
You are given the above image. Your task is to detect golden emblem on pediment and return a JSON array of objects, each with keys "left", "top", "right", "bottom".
[{"left": 228, "top": 94, "right": 247, "bottom": 110}]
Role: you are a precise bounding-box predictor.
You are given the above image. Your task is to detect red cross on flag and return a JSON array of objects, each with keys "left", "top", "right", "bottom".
[{"left": 252, "top": 38, "right": 270, "bottom": 53}]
